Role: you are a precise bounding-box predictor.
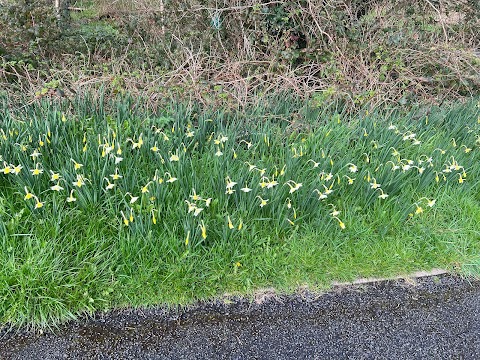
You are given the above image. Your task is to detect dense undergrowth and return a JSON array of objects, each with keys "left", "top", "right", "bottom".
[
  {"left": 1, "top": 95, "right": 480, "bottom": 328},
  {"left": 1, "top": 0, "right": 479, "bottom": 108}
]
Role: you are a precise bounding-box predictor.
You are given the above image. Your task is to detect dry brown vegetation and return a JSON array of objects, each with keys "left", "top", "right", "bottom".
[{"left": 1, "top": 0, "right": 479, "bottom": 109}]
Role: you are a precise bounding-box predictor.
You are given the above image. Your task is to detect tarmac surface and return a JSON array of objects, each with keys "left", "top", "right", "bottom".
[{"left": 1, "top": 274, "right": 480, "bottom": 359}]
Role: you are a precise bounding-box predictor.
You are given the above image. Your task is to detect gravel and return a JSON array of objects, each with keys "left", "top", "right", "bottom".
[{"left": 2, "top": 274, "right": 480, "bottom": 359}]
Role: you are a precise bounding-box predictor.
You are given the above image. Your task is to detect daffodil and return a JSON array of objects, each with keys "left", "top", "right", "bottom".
[
  {"left": 215, "top": 149, "right": 223, "bottom": 157},
  {"left": 427, "top": 199, "right": 436, "bottom": 207},
  {"left": 185, "top": 231, "right": 190, "bottom": 246},
  {"left": 34, "top": 197, "right": 44, "bottom": 209},
  {"left": 199, "top": 221, "right": 207, "bottom": 239},
  {"left": 324, "top": 173, "right": 333, "bottom": 181},
  {"left": 370, "top": 178, "right": 381, "bottom": 189},
  {"left": 30, "top": 149, "right": 41, "bottom": 160},
  {"left": 245, "top": 162, "right": 257, "bottom": 171},
  {"left": 104, "top": 178, "right": 115, "bottom": 190},
  {"left": 259, "top": 177, "right": 268, "bottom": 189},
  {"left": 73, "top": 174, "right": 86, "bottom": 188},
  {"left": 125, "top": 193, "right": 139, "bottom": 204},
  {"left": 256, "top": 196, "right": 269, "bottom": 208},
  {"left": 285, "top": 180, "right": 302, "bottom": 194},
  {"left": 313, "top": 189, "right": 328, "bottom": 200},
  {"left": 227, "top": 216, "right": 234, "bottom": 230},
  {"left": 165, "top": 172, "right": 177, "bottom": 183},
  {"left": 110, "top": 168, "right": 122, "bottom": 180},
  {"left": 151, "top": 210, "right": 157, "bottom": 225},
  {"left": 415, "top": 206, "right": 423, "bottom": 215},
  {"left": 193, "top": 207, "right": 204, "bottom": 216},
  {"left": 241, "top": 186, "right": 252, "bottom": 193},
  {"left": 240, "top": 140, "right": 253, "bottom": 149},
  {"left": 185, "top": 200, "right": 196, "bottom": 213},
  {"left": 204, "top": 198, "right": 212, "bottom": 207},
  {"left": 347, "top": 163, "right": 358, "bottom": 173},
  {"left": 120, "top": 211, "right": 129, "bottom": 226},
  {"left": 11, "top": 164, "right": 22, "bottom": 175},
  {"left": 307, "top": 159, "right": 320, "bottom": 168},
  {"left": 30, "top": 163, "right": 44, "bottom": 176},
  {"left": 24, "top": 186, "right": 34, "bottom": 200},
  {"left": 66, "top": 190, "right": 77, "bottom": 202},
  {"left": 458, "top": 174, "right": 465, "bottom": 184},
  {"left": 150, "top": 143, "right": 159, "bottom": 152},
  {"left": 1, "top": 162, "right": 11, "bottom": 174},
  {"left": 71, "top": 159, "right": 83, "bottom": 171},
  {"left": 266, "top": 178, "right": 278, "bottom": 189},
  {"left": 344, "top": 175, "right": 355, "bottom": 185},
  {"left": 50, "top": 170, "right": 61, "bottom": 181},
  {"left": 238, "top": 219, "right": 243, "bottom": 230},
  {"left": 322, "top": 184, "right": 333, "bottom": 195},
  {"left": 190, "top": 189, "right": 202, "bottom": 201},
  {"left": 225, "top": 177, "right": 237, "bottom": 190},
  {"left": 377, "top": 188, "right": 389, "bottom": 199},
  {"left": 127, "top": 134, "right": 143, "bottom": 149},
  {"left": 141, "top": 182, "right": 152, "bottom": 194},
  {"left": 50, "top": 183, "right": 64, "bottom": 192},
  {"left": 332, "top": 216, "right": 345, "bottom": 229},
  {"left": 169, "top": 150, "right": 180, "bottom": 162}
]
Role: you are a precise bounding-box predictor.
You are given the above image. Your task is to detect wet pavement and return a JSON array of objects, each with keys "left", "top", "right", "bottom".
[{"left": 2, "top": 274, "right": 480, "bottom": 359}]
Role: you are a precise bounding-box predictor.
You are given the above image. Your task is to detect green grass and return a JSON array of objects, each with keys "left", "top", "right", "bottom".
[{"left": 1, "top": 95, "right": 480, "bottom": 328}]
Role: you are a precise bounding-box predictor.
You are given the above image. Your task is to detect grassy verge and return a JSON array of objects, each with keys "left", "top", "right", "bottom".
[{"left": 1, "top": 96, "right": 480, "bottom": 328}]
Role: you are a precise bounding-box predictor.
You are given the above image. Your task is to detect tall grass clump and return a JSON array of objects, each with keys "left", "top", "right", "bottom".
[{"left": 1, "top": 95, "right": 480, "bottom": 327}]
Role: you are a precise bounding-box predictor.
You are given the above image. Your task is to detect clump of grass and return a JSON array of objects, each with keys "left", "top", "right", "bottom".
[{"left": 1, "top": 96, "right": 480, "bottom": 328}]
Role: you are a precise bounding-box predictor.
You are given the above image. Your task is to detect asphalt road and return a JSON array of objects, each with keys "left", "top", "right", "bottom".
[{"left": 2, "top": 274, "right": 480, "bottom": 359}]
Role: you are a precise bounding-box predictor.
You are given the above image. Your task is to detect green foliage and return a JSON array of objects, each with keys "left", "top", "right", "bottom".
[{"left": 1, "top": 96, "right": 480, "bottom": 327}]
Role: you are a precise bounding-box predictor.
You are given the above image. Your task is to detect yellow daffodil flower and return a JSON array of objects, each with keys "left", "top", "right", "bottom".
[
  {"left": 104, "top": 178, "right": 115, "bottom": 190},
  {"left": 377, "top": 188, "right": 389, "bottom": 199},
  {"left": 227, "top": 216, "right": 234, "bottom": 230},
  {"left": 50, "top": 171, "right": 61, "bottom": 181},
  {"left": 67, "top": 190, "right": 77, "bottom": 202},
  {"left": 11, "top": 164, "right": 22, "bottom": 175},
  {"left": 370, "top": 178, "right": 381, "bottom": 189},
  {"left": 120, "top": 211, "right": 129, "bottom": 226},
  {"left": 125, "top": 193, "right": 139, "bottom": 204},
  {"left": 71, "top": 159, "right": 83, "bottom": 170},
  {"left": 332, "top": 216, "right": 345, "bottom": 229},
  {"left": 285, "top": 180, "right": 302, "bottom": 194},
  {"left": 256, "top": 196, "right": 269, "bottom": 208},
  {"left": 348, "top": 163, "right": 358, "bottom": 173},
  {"left": 30, "top": 164, "right": 43, "bottom": 176},
  {"left": 73, "top": 174, "right": 86, "bottom": 188},
  {"left": 225, "top": 177, "right": 237, "bottom": 190},
  {"left": 190, "top": 189, "right": 202, "bottom": 201},
  {"left": 169, "top": 150, "right": 180, "bottom": 162},
  {"left": 313, "top": 189, "right": 328, "bottom": 200},
  {"left": 185, "top": 200, "right": 196, "bottom": 213},
  {"left": 50, "top": 183, "right": 64, "bottom": 192},
  {"left": 164, "top": 172, "right": 177, "bottom": 183},
  {"left": 110, "top": 168, "right": 122, "bottom": 180},
  {"left": 199, "top": 221, "right": 207, "bottom": 239},
  {"left": 1, "top": 162, "right": 11, "bottom": 174},
  {"left": 24, "top": 186, "right": 34, "bottom": 200},
  {"left": 238, "top": 219, "right": 243, "bottom": 230},
  {"left": 185, "top": 231, "right": 190, "bottom": 246}
]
